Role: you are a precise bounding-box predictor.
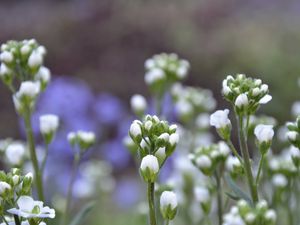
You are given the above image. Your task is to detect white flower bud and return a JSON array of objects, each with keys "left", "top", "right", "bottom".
[
  {"left": 158, "top": 133, "right": 170, "bottom": 142},
  {"left": 155, "top": 147, "right": 166, "bottom": 159},
  {"left": 140, "top": 155, "right": 159, "bottom": 182},
  {"left": 130, "top": 94, "right": 147, "bottom": 113},
  {"left": 290, "top": 146, "right": 300, "bottom": 159},
  {"left": 12, "top": 175, "right": 20, "bottom": 185},
  {"left": 235, "top": 93, "right": 248, "bottom": 108},
  {"left": 272, "top": 174, "right": 288, "bottom": 188},
  {"left": 37, "top": 46, "right": 47, "bottom": 56},
  {"left": 21, "top": 45, "right": 31, "bottom": 55},
  {"left": 129, "top": 122, "right": 142, "bottom": 138},
  {"left": 77, "top": 131, "right": 95, "bottom": 144},
  {"left": 144, "top": 59, "right": 155, "bottom": 69},
  {"left": 39, "top": 114, "right": 59, "bottom": 135},
  {"left": 25, "top": 172, "right": 33, "bottom": 180},
  {"left": 218, "top": 141, "right": 230, "bottom": 156},
  {"left": 254, "top": 124, "right": 274, "bottom": 143},
  {"left": 264, "top": 209, "right": 276, "bottom": 222},
  {"left": 194, "top": 187, "right": 210, "bottom": 203},
  {"left": 0, "top": 181, "right": 11, "bottom": 194},
  {"left": 260, "top": 84, "right": 268, "bottom": 93},
  {"left": 254, "top": 79, "right": 262, "bottom": 86},
  {"left": 245, "top": 213, "right": 256, "bottom": 223},
  {"left": 144, "top": 121, "right": 153, "bottom": 131},
  {"left": 0, "top": 51, "right": 13, "bottom": 63},
  {"left": 67, "top": 132, "right": 76, "bottom": 143},
  {"left": 36, "top": 66, "right": 51, "bottom": 83},
  {"left": 287, "top": 131, "right": 298, "bottom": 141},
  {"left": 169, "top": 124, "right": 177, "bottom": 132},
  {"left": 28, "top": 50, "right": 43, "bottom": 68},
  {"left": 210, "top": 109, "right": 231, "bottom": 129},
  {"left": 176, "top": 66, "right": 188, "bottom": 79},
  {"left": 145, "top": 68, "right": 165, "bottom": 84},
  {"left": 252, "top": 87, "right": 260, "bottom": 96},
  {"left": 169, "top": 133, "right": 179, "bottom": 146},
  {"left": 226, "top": 156, "right": 241, "bottom": 172},
  {"left": 6, "top": 143, "right": 25, "bottom": 165},
  {"left": 196, "top": 155, "right": 212, "bottom": 169},
  {"left": 160, "top": 191, "right": 178, "bottom": 220},
  {"left": 17, "top": 81, "right": 40, "bottom": 98},
  {"left": 0, "top": 63, "right": 12, "bottom": 77}
]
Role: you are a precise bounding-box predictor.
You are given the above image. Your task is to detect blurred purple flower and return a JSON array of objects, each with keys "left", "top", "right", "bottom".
[{"left": 94, "top": 93, "right": 126, "bottom": 126}]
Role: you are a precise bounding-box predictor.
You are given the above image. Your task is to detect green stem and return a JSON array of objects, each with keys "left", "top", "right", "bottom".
[
  {"left": 226, "top": 140, "right": 243, "bottom": 163},
  {"left": 61, "top": 153, "right": 80, "bottom": 225},
  {"left": 147, "top": 182, "right": 157, "bottom": 225},
  {"left": 165, "top": 219, "right": 169, "bottom": 225},
  {"left": 255, "top": 154, "right": 265, "bottom": 185},
  {"left": 24, "top": 110, "right": 44, "bottom": 201},
  {"left": 13, "top": 215, "right": 20, "bottom": 225},
  {"left": 215, "top": 171, "right": 223, "bottom": 225},
  {"left": 41, "top": 144, "right": 49, "bottom": 175},
  {"left": 237, "top": 115, "right": 258, "bottom": 204}
]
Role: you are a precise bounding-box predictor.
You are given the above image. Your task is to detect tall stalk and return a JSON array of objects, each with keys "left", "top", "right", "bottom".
[
  {"left": 24, "top": 110, "right": 44, "bottom": 201},
  {"left": 147, "top": 182, "right": 157, "bottom": 225},
  {"left": 215, "top": 170, "right": 223, "bottom": 225},
  {"left": 236, "top": 115, "right": 258, "bottom": 203}
]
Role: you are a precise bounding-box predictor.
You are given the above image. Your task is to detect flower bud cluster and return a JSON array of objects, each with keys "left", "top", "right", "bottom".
[
  {"left": 171, "top": 83, "right": 216, "bottom": 123},
  {"left": 0, "top": 39, "right": 50, "bottom": 90},
  {"left": 67, "top": 130, "right": 96, "bottom": 151},
  {"left": 286, "top": 116, "right": 300, "bottom": 148},
  {"left": 223, "top": 200, "right": 276, "bottom": 225},
  {"left": 267, "top": 149, "right": 297, "bottom": 178},
  {"left": 0, "top": 168, "right": 33, "bottom": 208},
  {"left": 190, "top": 142, "right": 230, "bottom": 176},
  {"left": 144, "top": 53, "right": 190, "bottom": 94},
  {"left": 222, "top": 74, "right": 272, "bottom": 116}
]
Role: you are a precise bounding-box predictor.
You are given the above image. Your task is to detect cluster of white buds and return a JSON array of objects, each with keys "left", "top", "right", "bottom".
[
  {"left": 130, "top": 94, "right": 148, "bottom": 117},
  {"left": 210, "top": 109, "right": 232, "bottom": 141},
  {"left": 190, "top": 141, "right": 230, "bottom": 176},
  {"left": 0, "top": 168, "right": 33, "bottom": 204},
  {"left": 39, "top": 114, "right": 60, "bottom": 145},
  {"left": 144, "top": 53, "right": 190, "bottom": 94},
  {"left": 171, "top": 83, "right": 216, "bottom": 123},
  {"left": 254, "top": 124, "right": 274, "bottom": 155},
  {"left": 267, "top": 149, "right": 298, "bottom": 178},
  {"left": 194, "top": 186, "right": 211, "bottom": 214},
  {"left": 67, "top": 130, "right": 96, "bottom": 151},
  {"left": 0, "top": 39, "right": 50, "bottom": 89},
  {"left": 286, "top": 116, "right": 300, "bottom": 148},
  {"left": 222, "top": 74, "right": 272, "bottom": 115},
  {"left": 7, "top": 195, "right": 55, "bottom": 219},
  {"left": 223, "top": 200, "right": 276, "bottom": 225},
  {"left": 160, "top": 191, "right": 178, "bottom": 220}
]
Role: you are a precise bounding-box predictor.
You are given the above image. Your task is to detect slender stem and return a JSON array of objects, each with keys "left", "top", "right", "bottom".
[
  {"left": 236, "top": 115, "right": 258, "bottom": 203},
  {"left": 1, "top": 215, "right": 9, "bottom": 225},
  {"left": 13, "top": 215, "right": 20, "bottom": 225},
  {"left": 147, "top": 182, "right": 157, "bottom": 225},
  {"left": 226, "top": 140, "right": 243, "bottom": 163},
  {"left": 165, "top": 219, "right": 169, "bottom": 225},
  {"left": 41, "top": 144, "right": 49, "bottom": 175},
  {"left": 255, "top": 154, "right": 265, "bottom": 185},
  {"left": 61, "top": 153, "right": 80, "bottom": 225},
  {"left": 23, "top": 110, "right": 44, "bottom": 201},
  {"left": 215, "top": 171, "right": 223, "bottom": 225}
]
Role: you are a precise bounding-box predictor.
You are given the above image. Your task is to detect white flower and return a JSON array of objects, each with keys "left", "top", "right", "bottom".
[
  {"left": 129, "top": 122, "right": 142, "bottom": 138},
  {"left": 292, "top": 101, "right": 300, "bottom": 117},
  {"left": 196, "top": 113, "right": 210, "bottom": 129},
  {"left": 16, "top": 81, "right": 40, "bottom": 98},
  {"left": 176, "top": 66, "right": 188, "bottom": 79},
  {"left": 145, "top": 68, "right": 165, "bottom": 84},
  {"left": 0, "top": 51, "right": 13, "bottom": 63},
  {"left": 158, "top": 133, "right": 170, "bottom": 142},
  {"left": 39, "top": 114, "right": 59, "bottom": 134},
  {"left": 0, "top": 181, "right": 11, "bottom": 194},
  {"left": 196, "top": 155, "right": 212, "bottom": 169},
  {"left": 67, "top": 132, "right": 76, "bottom": 143},
  {"left": 223, "top": 214, "right": 245, "bottom": 225},
  {"left": 144, "top": 59, "right": 155, "bottom": 69},
  {"left": 155, "top": 147, "right": 166, "bottom": 159},
  {"left": 169, "top": 133, "right": 179, "bottom": 146},
  {"left": 130, "top": 94, "right": 147, "bottom": 113},
  {"left": 20, "top": 45, "right": 31, "bottom": 55},
  {"left": 7, "top": 196, "right": 55, "bottom": 219},
  {"left": 272, "top": 174, "right": 288, "bottom": 188},
  {"left": 210, "top": 109, "right": 231, "bottom": 129},
  {"left": 218, "top": 141, "right": 230, "bottom": 156},
  {"left": 252, "top": 87, "right": 260, "bottom": 96},
  {"left": 144, "top": 121, "right": 153, "bottom": 131},
  {"left": 260, "top": 84, "right": 268, "bottom": 93},
  {"left": 254, "top": 79, "right": 262, "bottom": 86},
  {"left": 287, "top": 131, "right": 298, "bottom": 141},
  {"left": 254, "top": 124, "right": 274, "bottom": 143},
  {"left": 194, "top": 187, "right": 210, "bottom": 203},
  {"left": 12, "top": 175, "right": 19, "bottom": 185},
  {"left": 28, "top": 50, "right": 43, "bottom": 68},
  {"left": 235, "top": 93, "right": 248, "bottom": 108},
  {"left": 160, "top": 191, "right": 178, "bottom": 210},
  {"left": 290, "top": 146, "right": 300, "bottom": 159},
  {"left": 5, "top": 143, "right": 25, "bottom": 165},
  {"left": 259, "top": 94, "right": 272, "bottom": 104},
  {"left": 140, "top": 155, "right": 159, "bottom": 174},
  {"left": 245, "top": 213, "right": 256, "bottom": 223},
  {"left": 35, "top": 66, "right": 51, "bottom": 83},
  {"left": 0, "top": 63, "right": 12, "bottom": 77}
]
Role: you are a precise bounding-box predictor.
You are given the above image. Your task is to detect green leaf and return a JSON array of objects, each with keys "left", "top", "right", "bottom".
[
  {"left": 224, "top": 174, "right": 252, "bottom": 205},
  {"left": 69, "top": 201, "right": 95, "bottom": 225}
]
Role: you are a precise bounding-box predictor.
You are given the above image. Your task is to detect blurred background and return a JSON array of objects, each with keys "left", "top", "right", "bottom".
[{"left": 0, "top": 0, "right": 300, "bottom": 224}]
